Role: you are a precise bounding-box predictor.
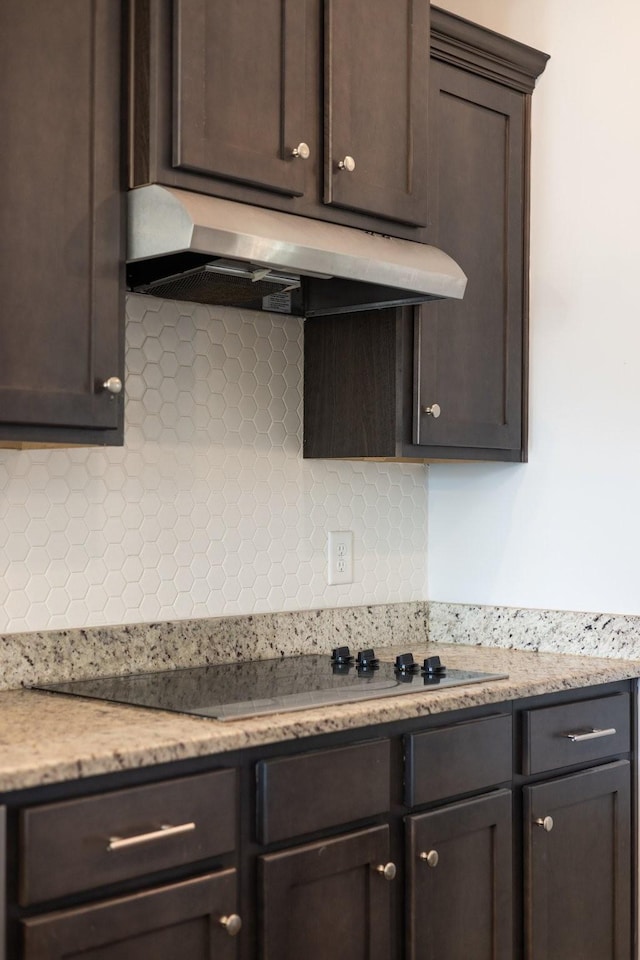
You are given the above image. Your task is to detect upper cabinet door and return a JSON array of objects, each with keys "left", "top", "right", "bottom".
[
  {"left": 0, "top": 0, "right": 123, "bottom": 440},
  {"left": 323, "top": 0, "right": 429, "bottom": 226},
  {"left": 414, "top": 62, "right": 526, "bottom": 452},
  {"left": 173, "top": 0, "right": 309, "bottom": 196}
]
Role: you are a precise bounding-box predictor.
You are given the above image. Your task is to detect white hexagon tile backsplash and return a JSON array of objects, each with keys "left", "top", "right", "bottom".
[{"left": 0, "top": 294, "right": 428, "bottom": 634}]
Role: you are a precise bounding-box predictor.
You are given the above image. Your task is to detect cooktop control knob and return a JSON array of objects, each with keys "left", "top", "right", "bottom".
[
  {"left": 422, "top": 656, "right": 447, "bottom": 676},
  {"left": 331, "top": 646, "right": 353, "bottom": 664},
  {"left": 356, "top": 649, "right": 379, "bottom": 669},
  {"left": 395, "top": 652, "right": 418, "bottom": 673}
]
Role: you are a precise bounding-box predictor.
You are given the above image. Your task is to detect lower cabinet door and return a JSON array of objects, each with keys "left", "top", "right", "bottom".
[
  {"left": 259, "top": 825, "right": 393, "bottom": 960},
  {"left": 21, "top": 870, "right": 240, "bottom": 960},
  {"left": 524, "top": 760, "right": 630, "bottom": 960},
  {"left": 406, "top": 789, "right": 513, "bottom": 960}
]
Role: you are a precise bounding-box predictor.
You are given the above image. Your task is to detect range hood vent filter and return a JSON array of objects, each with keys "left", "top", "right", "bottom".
[{"left": 134, "top": 260, "right": 304, "bottom": 312}]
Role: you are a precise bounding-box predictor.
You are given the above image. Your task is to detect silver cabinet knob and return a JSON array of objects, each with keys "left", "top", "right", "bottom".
[
  {"left": 103, "top": 376, "right": 123, "bottom": 395},
  {"left": 291, "top": 142, "right": 310, "bottom": 160},
  {"left": 420, "top": 849, "right": 439, "bottom": 868},
  {"left": 219, "top": 914, "right": 242, "bottom": 937},
  {"left": 535, "top": 816, "right": 554, "bottom": 832},
  {"left": 338, "top": 155, "right": 356, "bottom": 172},
  {"left": 423, "top": 403, "right": 441, "bottom": 418},
  {"left": 375, "top": 862, "right": 397, "bottom": 881}
]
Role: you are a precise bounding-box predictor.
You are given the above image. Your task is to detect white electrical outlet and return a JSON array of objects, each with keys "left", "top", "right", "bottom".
[{"left": 328, "top": 530, "right": 353, "bottom": 585}]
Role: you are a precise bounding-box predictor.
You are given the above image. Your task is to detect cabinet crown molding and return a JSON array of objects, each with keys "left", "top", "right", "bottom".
[{"left": 431, "top": 6, "right": 549, "bottom": 93}]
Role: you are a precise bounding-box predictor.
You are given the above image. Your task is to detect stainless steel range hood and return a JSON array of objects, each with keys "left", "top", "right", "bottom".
[{"left": 127, "top": 186, "right": 467, "bottom": 317}]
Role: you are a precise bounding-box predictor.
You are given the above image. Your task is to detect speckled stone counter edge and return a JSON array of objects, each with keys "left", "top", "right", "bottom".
[
  {"left": 2, "top": 640, "right": 639, "bottom": 793},
  {"left": 0, "top": 601, "right": 428, "bottom": 691},
  {"left": 428, "top": 601, "right": 640, "bottom": 659}
]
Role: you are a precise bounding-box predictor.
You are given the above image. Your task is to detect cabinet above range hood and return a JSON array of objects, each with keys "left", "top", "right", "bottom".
[{"left": 126, "top": 186, "right": 467, "bottom": 318}]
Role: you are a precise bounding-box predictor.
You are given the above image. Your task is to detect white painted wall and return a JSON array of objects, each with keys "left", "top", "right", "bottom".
[{"left": 429, "top": 0, "right": 640, "bottom": 615}]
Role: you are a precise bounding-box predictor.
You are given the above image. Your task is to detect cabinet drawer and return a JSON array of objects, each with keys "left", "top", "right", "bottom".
[
  {"left": 20, "top": 769, "right": 236, "bottom": 905},
  {"left": 257, "top": 739, "right": 390, "bottom": 844},
  {"left": 22, "top": 869, "right": 239, "bottom": 960},
  {"left": 522, "top": 693, "right": 630, "bottom": 775},
  {"left": 405, "top": 713, "right": 512, "bottom": 807}
]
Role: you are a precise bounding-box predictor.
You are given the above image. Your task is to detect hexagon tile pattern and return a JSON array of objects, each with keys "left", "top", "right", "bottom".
[{"left": 0, "top": 295, "right": 428, "bottom": 635}]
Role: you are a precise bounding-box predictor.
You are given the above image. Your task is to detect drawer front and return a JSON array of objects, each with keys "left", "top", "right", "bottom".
[
  {"left": 22, "top": 869, "right": 239, "bottom": 960},
  {"left": 257, "top": 739, "right": 390, "bottom": 844},
  {"left": 20, "top": 769, "right": 236, "bottom": 905},
  {"left": 405, "top": 713, "right": 512, "bottom": 807},
  {"left": 522, "top": 693, "right": 630, "bottom": 776}
]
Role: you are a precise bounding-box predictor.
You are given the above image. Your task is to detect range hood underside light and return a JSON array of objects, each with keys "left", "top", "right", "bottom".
[{"left": 127, "top": 185, "right": 467, "bottom": 316}]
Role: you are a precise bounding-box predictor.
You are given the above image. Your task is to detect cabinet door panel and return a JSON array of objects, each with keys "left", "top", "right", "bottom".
[
  {"left": 324, "top": 0, "right": 429, "bottom": 225},
  {"left": 260, "top": 825, "right": 392, "bottom": 960},
  {"left": 0, "top": 0, "right": 122, "bottom": 435},
  {"left": 406, "top": 790, "right": 513, "bottom": 960},
  {"left": 22, "top": 870, "right": 239, "bottom": 960},
  {"left": 524, "top": 761, "right": 630, "bottom": 960},
  {"left": 174, "top": 0, "right": 308, "bottom": 196},
  {"left": 415, "top": 62, "right": 524, "bottom": 451}
]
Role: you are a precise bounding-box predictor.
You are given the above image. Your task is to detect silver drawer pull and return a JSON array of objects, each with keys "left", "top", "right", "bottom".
[
  {"left": 563, "top": 727, "right": 616, "bottom": 743},
  {"left": 107, "top": 821, "right": 196, "bottom": 852}
]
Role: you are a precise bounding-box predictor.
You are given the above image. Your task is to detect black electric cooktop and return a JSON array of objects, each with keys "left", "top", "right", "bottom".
[{"left": 34, "top": 648, "right": 507, "bottom": 721}]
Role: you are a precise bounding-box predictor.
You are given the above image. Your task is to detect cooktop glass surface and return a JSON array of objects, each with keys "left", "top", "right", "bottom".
[{"left": 34, "top": 654, "right": 508, "bottom": 721}]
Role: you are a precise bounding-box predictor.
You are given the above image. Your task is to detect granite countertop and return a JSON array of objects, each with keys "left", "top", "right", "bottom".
[{"left": 1, "top": 642, "right": 639, "bottom": 794}]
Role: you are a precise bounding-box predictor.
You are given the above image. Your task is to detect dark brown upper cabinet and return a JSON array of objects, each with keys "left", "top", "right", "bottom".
[
  {"left": 130, "top": 0, "right": 430, "bottom": 239},
  {"left": 303, "top": 9, "right": 548, "bottom": 462},
  {"left": 172, "top": 0, "right": 308, "bottom": 197},
  {"left": 0, "top": 0, "right": 124, "bottom": 448},
  {"left": 323, "top": 0, "right": 429, "bottom": 225}
]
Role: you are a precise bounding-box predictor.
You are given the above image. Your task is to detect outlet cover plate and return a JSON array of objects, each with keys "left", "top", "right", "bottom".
[{"left": 328, "top": 530, "right": 353, "bottom": 585}]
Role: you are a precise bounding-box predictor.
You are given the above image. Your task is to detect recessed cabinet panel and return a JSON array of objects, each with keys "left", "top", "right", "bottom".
[
  {"left": 415, "top": 63, "right": 525, "bottom": 452},
  {"left": 406, "top": 790, "right": 513, "bottom": 960},
  {"left": 0, "top": 0, "right": 123, "bottom": 437},
  {"left": 524, "top": 761, "right": 631, "bottom": 960},
  {"left": 260, "top": 826, "right": 392, "bottom": 960},
  {"left": 173, "top": 0, "right": 308, "bottom": 195},
  {"left": 324, "top": 0, "right": 429, "bottom": 225},
  {"left": 22, "top": 871, "right": 239, "bottom": 960}
]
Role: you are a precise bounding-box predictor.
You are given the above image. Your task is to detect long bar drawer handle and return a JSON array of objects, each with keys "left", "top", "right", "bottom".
[
  {"left": 107, "top": 821, "right": 196, "bottom": 852},
  {"left": 563, "top": 727, "right": 617, "bottom": 742}
]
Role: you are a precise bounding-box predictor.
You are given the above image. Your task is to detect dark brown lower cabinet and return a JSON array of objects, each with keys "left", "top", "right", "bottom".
[
  {"left": 1, "top": 807, "right": 5, "bottom": 960},
  {"left": 21, "top": 870, "right": 239, "bottom": 960},
  {"left": 3, "top": 681, "right": 635, "bottom": 959},
  {"left": 524, "top": 760, "right": 631, "bottom": 960},
  {"left": 259, "top": 825, "right": 393, "bottom": 960},
  {"left": 406, "top": 789, "right": 513, "bottom": 960}
]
